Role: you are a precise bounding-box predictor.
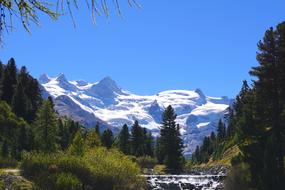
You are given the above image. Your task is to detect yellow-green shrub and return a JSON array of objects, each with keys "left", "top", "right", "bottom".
[{"left": 20, "top": 148, "right": 145, "bottom": 190}]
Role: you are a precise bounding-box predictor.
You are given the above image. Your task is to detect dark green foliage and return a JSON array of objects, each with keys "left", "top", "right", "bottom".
[
  {"left": 12, "top": 82, "right": 28, "bottom": 119},
  {"left": 101, "top": 129, "right": 114, "bottom": 149},
  {"left": 145, "top": 131, "right": 154, "bottom": 157},
  {"left": 1, "top": 141, "right": 8, "bottom": 158},
  {"left": 0, "top": 101, "right": 32, "bottom": 159},
  {"left": 130, "top": 120, "right": 144, "bottom": 156},
  {"left": 217, "top": 120, "right": 226, "bottom": 142},
  {"left": 118, "top": 124, "right": 130, "bottom": 154},
  {"left": 32, "top": 100, "right": 58, "bottom": 152},
  {"left": 95, "top": 121, "right": 100, "bottom": 136},
  {"left": 0, "top": 62, "right": 3, "bottom": 96},
  {"left": 155, "top": 137, "right": 164, "bottom": 164},
  {"left": 158, "top": 105, "right": 184, "bottom": 173},
  {"left": 0, "top": 58, "right": 17, "bottom": 104},
  {"left": 57, "top": 119, "right": 69, "bottom": 150},
  {"left": 0, "top": 60, "right": 42, "bottom": 123}
]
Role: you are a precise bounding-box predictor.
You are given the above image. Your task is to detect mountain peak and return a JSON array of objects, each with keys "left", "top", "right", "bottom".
[
  {"left": 99, "top": 76, "right": 115, "bottom": 84},
  {"left": 195, "top": 88, "right": 206, "bottom": 99},
  {"left": 39, "top": 73, "right": 50, "bottom": 84},
  {"left": 96, "top": 76, "right": 121, "bottom": 93},
  {"left": 56, "top": 73, "right": 68, "bottom": 83}
]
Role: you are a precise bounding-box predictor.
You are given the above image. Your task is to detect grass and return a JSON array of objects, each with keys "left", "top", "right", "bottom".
[
  {"left": 207, "top": 145, "right": 241, "bottom": 166},
  {"left": 153, "top": 165, "right": 166, "bottom": 175}
]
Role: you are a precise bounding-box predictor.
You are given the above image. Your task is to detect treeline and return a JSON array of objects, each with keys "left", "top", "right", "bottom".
[
  {"left": 191, "top": 119, "right": 227, "bottom": 164},
  {"left": 191, "top": 21, "right": 285, "bottom": 190},
  {"left": 98, "top": 105, "right": 184, "bottom": 173}
]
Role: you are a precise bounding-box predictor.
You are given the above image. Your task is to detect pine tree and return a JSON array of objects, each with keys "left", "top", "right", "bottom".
[
  {"left": 155, "top": 137, "right": 164, "bottom": 164},
  {"left": 68, "top": 131, "right": 85, "bottom": 156},
  {"left": 0, "top": 61, "right": 3, "bottom": 80},
  {"left": 24, "top": 76, "right": 42, "bottom": 122},
  {"left": 58, "top": 119, "right": 70, "bottom": 150},
  {"left": 159, "top": 105, "right": 184, "bottom": 173},
  {"left": 130, "top": 120, "right": 144, "bottom": 156},
  {"left": 0, "top": 58, "right": 17, "bottom": 104},
  {"left": 1, "top": 141, "right": 9, "bottom": 158},
  {"left": 145, "top": 131, "right": 154, "bottom": 157},
  {"left": 33, "top": 100, "right": 58, "bottom": 152},
  {"left": 118, "top": 124, "right": 130, "bottom": 154},
  {"left": 249, "top": 24, "right": 285, "bottom": 187},
  {"left": 95, "top": 122, "right": 100, "bottom": 136},
  {"left": 217, "top": 119, "right": 226, "bottom": 142},
  {"left": 12, "top": 82, "right": 28, "bottom": 119},
  {"left": 85, "top": 129, "right": 101, "bottom": 148},
  {"left": 47, "top": 96, "right": 54, "bottom": 109},
  {"left": 101, "top": 129, "right": 114, "bottom": 149}
]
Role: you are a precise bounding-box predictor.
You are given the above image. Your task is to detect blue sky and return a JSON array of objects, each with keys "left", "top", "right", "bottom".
[{"left": 1, "top": 0, "right": 285, "bottom": 97}]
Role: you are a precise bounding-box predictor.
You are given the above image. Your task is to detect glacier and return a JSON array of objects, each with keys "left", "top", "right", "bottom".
[{"left": 39, "top": 73, "right": 232, "bottom": 156}]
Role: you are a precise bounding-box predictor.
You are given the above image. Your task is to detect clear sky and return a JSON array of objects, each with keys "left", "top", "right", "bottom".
[{"left": 1, "top": 0, "right": 285, "bottom": 97}]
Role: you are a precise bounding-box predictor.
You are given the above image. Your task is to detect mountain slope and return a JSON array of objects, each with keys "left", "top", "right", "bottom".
[{"left": 39, "top": 74, "right": 231, "bottom": 155}]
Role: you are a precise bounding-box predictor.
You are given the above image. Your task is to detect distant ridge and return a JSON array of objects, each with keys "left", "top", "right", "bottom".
[{"left": 40, "top": 74, "right": 232, "bottom": 155}]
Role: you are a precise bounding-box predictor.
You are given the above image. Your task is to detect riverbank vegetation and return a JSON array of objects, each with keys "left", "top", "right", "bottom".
[{"left": 189, "top": 21, "right": 285, "bottom": 190}]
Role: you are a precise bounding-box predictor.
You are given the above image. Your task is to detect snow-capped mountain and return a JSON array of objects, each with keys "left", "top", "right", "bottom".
[{"left": 39, "top": 74, "right": 232, "bottom": 156}]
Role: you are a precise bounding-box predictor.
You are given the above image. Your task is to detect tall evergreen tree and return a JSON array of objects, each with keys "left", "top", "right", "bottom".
[
  {"left": 118, "top": 124, "right": 130, "bottom": 154},
  {"left": 95, "top": 122, "right": 100, "bottom": 136},
  {"left": 155, "top": 137, "right": 164, "bottom": 164},
  {"left": 130, "top": 120, "right": 144, "bottom": 156},
  {"left": 249, "top": 23, "right": 285, "bottom": 188},
  {"left": 33, "top": 100, "right": 58, "bottom": 152},
  {"left": 145, "top": 131, "right": 154, "bottom": 157},
  {"left": 85, "top": 129, "right": 101, "bottom": 148},
  {"left": 57, "top": 119, "right": 70, "bottom": 150},
  {"left": 68, "top": 131, "right": 85, "bottom": 156},
  {"left": 0, "top": 58, "right": 17, "bottom": 104},
  {"left": 217, "top": 119, "right": 226, "bottom": 142},
  {"left": 101, "top": 129, "right": 114, "bottom": 149},
  {"left": 0, "top": 61, "right": 3, "bottom": 80},
  {"left": 159, "top": 105, "right": 184, "bottom": 173},
  {"left": 11, "top": 82, "right": 28, "bottom": 119}
]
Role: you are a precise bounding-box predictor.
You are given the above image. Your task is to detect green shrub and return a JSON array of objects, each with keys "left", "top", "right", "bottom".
[
  {"left": 84, "top": 148, "right": 145, "bottom": 190},
  {"left": 153, "top": 165, "right": 166, "bottom": 175},
  {"left": 0, "top": 179, "right": 4, "bottom": 190},
  {"left": 135, "top": 156, "right": 157, "bottom": 169},
  {"left": 11, "top": 179, "right": 35, "bottom": 190},
  {"left": 55, "top": 173, "right": 82, "bottom": 190},
  {"left": 20, "top": 148, "right": 145, "bottom": 190}
]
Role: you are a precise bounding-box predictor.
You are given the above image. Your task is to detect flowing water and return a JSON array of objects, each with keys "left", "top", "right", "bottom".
[{"left": 144, "top": 174, "right": 225, "bottom": 190}]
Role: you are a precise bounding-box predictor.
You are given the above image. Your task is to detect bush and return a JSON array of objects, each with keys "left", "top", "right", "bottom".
[
  {"left": 20, "top": 148, "right": 145, "bottom": 190},
  {"left": 84, "top": 148, "right": 145, "bottom": 190},
  {"left": 0, "top": 179, "right": 4, "bottom": 190},
  {"left": 0, "top": 157, "right": 18, "bottom": 168},
  {"left": 153, "top": 165, "right": 166, "bottom": 175},
  {"left": 135, "top": 156, "right": 157, "bottom": 169},
  {"left": 55, "top": 173, "right": 82, "bottom": 190}
]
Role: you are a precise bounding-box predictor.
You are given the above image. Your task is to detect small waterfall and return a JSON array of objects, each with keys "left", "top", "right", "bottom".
[{"left": 143, "top": 174, "right": 225, "bottom": 190}]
